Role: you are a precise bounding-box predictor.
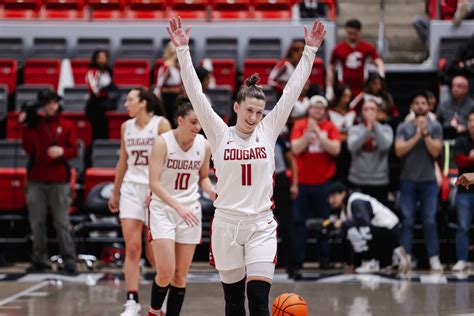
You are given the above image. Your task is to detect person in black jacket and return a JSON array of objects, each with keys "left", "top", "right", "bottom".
[{"left": 328, "top": 182, "right": 410, "bottom": 274}]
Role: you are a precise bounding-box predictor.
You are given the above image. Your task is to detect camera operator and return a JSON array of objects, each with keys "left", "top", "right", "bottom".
[
  {"left": 328, "top": 182, "right": 410, "bottom": 274},
  {"left": 20, "top": 89, "right": 78, "bottom": 274}
]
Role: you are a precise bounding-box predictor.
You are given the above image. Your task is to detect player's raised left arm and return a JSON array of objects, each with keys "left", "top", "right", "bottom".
[{"left": 262, "top": 20, "right": 326, "bottom": 141}]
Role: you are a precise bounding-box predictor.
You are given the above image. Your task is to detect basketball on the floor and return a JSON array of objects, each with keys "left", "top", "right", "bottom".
[{"left": 272, "top": 292, "right": 308, "bottom": 316}]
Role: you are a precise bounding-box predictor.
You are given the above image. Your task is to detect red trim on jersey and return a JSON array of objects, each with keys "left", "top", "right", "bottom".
[
  {"left": 273, "top": 215, "right": 278, "bottom": 265},
  {"left": 209, "top": 216, "right": 216, "bottom": 268},
  {"left": 270, "top": 172, "right": 276, "bottom": 210}
]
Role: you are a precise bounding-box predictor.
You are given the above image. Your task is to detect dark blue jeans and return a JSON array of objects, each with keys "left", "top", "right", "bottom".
[
  {"left": 455, "top": 192, "right": 474, "bottom": 261},
  {"left": 399, "top": 180, "right": 439, "bottom": 257},
  {"left": 293, "top": 183, "right": 330, "bottom": 267}
]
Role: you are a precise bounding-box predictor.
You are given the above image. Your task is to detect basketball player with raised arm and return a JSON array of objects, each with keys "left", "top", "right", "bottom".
[
  {"left": 167, "top": 16, "right": 326, "bottom": 315},
  {"left": 147, "top": 96, "right": 215, "bottom": 316},
  {"left": 108, "top": 88, "right": 171, "bottom": 316}
]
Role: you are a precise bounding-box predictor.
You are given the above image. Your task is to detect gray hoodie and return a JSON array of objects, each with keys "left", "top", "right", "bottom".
[{"left": 347, "top": 122, "right": 393, "bottom": 185}]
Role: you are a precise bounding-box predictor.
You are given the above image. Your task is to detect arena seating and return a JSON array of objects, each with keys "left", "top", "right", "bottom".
[
  {"left": 243, "top": 58, "right": 278, "bottom": 85},
  {"left": 31, "top": 37, "right": 68, "bottom": 59},
  {"left": 113, "top": 59, "right": 151, "bottom": 87},
  {"left": 74, "top": 38, "right": 111, "bottom": 58},
  {"left": 23, "top": 59, "right": 62, "bottom": 90},
  {"left": 0, "top": 59, "right": 17, "bottom": 94},
  {"left": 0, "top": 85, "right": 7, "bottom": 120},
  {"left": 207, "top": 59, "right": 236, "bottom": 91},
  {"left": 0, "top": 38, "right": 24, "bottom": 60},
  {"left": 206, "top": 87, "right": 232, "bottom": 120},
  {"left": 42, "top": 0, "right": 86, "bottom": 20},
  {"left": 71, "top": 58, "right": 90, "bottom": 85}
]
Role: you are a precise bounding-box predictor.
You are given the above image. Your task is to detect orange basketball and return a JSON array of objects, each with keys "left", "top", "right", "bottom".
[{"left": 272, "top": 292, "right": 308, "bottom": 316}]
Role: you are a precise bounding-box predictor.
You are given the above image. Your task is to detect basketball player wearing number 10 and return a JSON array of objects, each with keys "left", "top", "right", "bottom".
[
  {"left": 108, "top": 88, "right": 171, "bottom": 316},
  {"left": 168, "top": 16, "right": 327, "bottom": 315}
]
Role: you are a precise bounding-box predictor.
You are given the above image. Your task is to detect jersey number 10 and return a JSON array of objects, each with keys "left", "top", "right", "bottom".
[
  {"left": 241, "top": 164, "right": 252, "bottom": 186},
  {"left": 175, "top": 173, "right": 191, "bottom": 190}
]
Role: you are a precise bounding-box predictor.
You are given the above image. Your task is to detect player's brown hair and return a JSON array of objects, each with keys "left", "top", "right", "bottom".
[{"left": 236, "top": 74, "right": 266, "bottom": 104}]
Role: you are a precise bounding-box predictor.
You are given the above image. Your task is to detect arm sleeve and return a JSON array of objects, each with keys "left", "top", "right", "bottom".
[
  {"left": 369, "top": 44, "right": 380, "bottom": 60},
  {"left": 176, "top": 45, "right": 228, "bottom": 151},
  {"left": 395, "top": 124, "right": 407, "bottom": 140},
  {"left": 261, "top": 45, "right": 317, "bottom": 144},
  {"left": 21, "top": 126, "right": 36, "bottom": 155},
  {"left": 349, "top": 199, "right": 373, "bottom": 227},
  {"left": 347, "top": 126, "right": 370, "bottom": 152},
  {"left": 373, "top": 123, "right": 394, "bottom": 151}
]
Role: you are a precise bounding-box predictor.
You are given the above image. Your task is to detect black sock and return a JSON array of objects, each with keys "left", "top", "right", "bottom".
[
  {"left": 247, "top": 280, "right": 271, "bottom": 316},
  {"left": 222, "top": 277, "right": 246, "bottom": 316},
  {"left": 127, "top": 291, "right": 139, "bottom": 303},
  {"left": 166, "top": 285, "right": 186, "bottom": 316},
  {"left": 150, "top": 281, "right": 170, "bottom": 310}
]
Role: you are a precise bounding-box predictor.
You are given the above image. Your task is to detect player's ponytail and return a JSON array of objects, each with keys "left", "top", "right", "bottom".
[
  {"left": 237, "top": 73, "right": 265, "bottom": 104},
  {"left": 174, "top": 95, "right": 194, "bottom": 124},
  {"left": 133, "top": 87, "right": 166, "bottom": 116}
]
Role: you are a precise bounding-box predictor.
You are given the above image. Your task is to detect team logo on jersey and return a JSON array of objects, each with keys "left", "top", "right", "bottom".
[{"left": 223, "top": 147, "right": 267, "bottom": 160}]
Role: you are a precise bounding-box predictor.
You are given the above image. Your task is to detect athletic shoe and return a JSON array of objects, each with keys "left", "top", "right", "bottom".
[
  {"left": 429, "top": 256, "right": 444, "bottom": 272},
  {"left": 452, "top": 260, "right": 470, "bottom": 272},
  {"left": 392, "top": 246, "right": 411, "bottom": 274},
  {"left": 355, "top": 259, "right": 380, "bottom": 274},
  {"left": 120, "top": 300, "right": 141, "bottom": 316}
]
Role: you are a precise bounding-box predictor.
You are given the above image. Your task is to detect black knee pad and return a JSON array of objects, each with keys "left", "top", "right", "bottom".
[
  {"left": 247, "top": 280, "right": 271, "bottom": 316},
  {"left": 222, "top": 277, "right": 246, "bottom": 316}
]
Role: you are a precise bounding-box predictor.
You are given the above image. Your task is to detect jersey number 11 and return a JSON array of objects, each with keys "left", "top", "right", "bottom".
[{"left": 241, "top": 164, "right": 252, "bottom": 186}]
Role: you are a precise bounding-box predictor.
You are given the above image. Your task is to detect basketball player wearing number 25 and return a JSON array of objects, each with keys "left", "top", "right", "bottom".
[{"left": 168, "top": 16, "right": 327, "bottom": 316}]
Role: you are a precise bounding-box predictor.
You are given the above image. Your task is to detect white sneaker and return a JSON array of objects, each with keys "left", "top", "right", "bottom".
[
  {"left": 120, "top": 300, "right": 141, "bottom": 316},
  {"left": 452, "top": 260, "right": 470, "bottom": 272},
  {"left": 355, "top": 259, "right": 380, "bottom": 274},
  {"left": 429, "top": 256, "right": 444, "bottom": 272},
  {"left": 392, "top": 246, "right": 411, "bottom": 274}
]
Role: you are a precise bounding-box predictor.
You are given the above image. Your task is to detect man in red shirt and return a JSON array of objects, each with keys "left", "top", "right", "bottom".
[
  {"left": 290, "top": 95, "right": 341, "bottom": 273},
  {"left": 21, "top": 90, "right": 78, "bottom": 274},
  {"left": 326, "top": 19, "right": 385, "bottom": 100}
]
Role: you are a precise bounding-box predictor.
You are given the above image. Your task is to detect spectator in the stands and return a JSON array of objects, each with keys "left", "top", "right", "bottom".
[
  {"left": 349, "top": 73, "right": 399, "bottom": 124},
  {"left": 85, "top": 49, "right": 118, "bottom": 140},
  {"left": 347, "top": 100, "right": 394, "bottom": 206},
  {"left": 154, "top": 41, "right": 183, "bottom": 126},
  {"left": 453, "top": 0, "right": 474, "bottom": 26},
  {"left": 290, "top": 95, "right": 341, "bottom": 272},
  {"left": 446, "top": 37, "right": 474, "bottom": 95},
  {"left": 328, "top": 84, "right": 355, "bottom": 140},
  {"left": 405, "top": 90, "right": 438, "bottom": 122},
  {"left": 269, "top": 40, "right": 306, "bottom": 95},
  {"left": 453, "top": 110, "right": 474, "bottom": 272},
  {"left": 437, "top": 76, "right": 474, "bottom": 139},
  {"left": 20, "top": 89, "right": 78, "bottom": 275},
  {"left": 326, "top": 19, "right": 384, "bottom": 101},
  {"left": 395, "top": 91, "right": 444, "bottom": 272},
  {"left": 299, "top": 0, "right": 326, "bottom": 19}
]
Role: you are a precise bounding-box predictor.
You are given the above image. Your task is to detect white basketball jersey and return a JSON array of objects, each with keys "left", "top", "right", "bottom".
[
  {"left": 123, "top": 116, "right": 161, "bottom": 184},
  {"left": 212, "top": 126, "right": 275, "bottom": 216},
  {"left": 152, "top": 131, "right": 205, "bottom": 206}
]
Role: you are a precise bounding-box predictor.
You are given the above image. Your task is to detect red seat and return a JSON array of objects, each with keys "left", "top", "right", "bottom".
[
  {"left": 87, "top": 0, "right": 124, "bottom": 19},
  {"left": 0, "top": 59, "right": 17, "bottom": 94},
  {"left": 206, "top": 59, "right": 236, "bottom": 91},
  {"left": 169, "top": 0, "right": 208, "bottom": 19},
  {"left": 318, "top": 0, "right": 336, "bottom": 20},
  {"left": 42, "top": 0, "right": 86, "bottom": 19},
  {"left": 253, "top": 0, "right": 292, "bottom": 19},
  {"left": 0, "top": 168, "right": 27, "bottom": 211},
  {"left": 309, "top": 58, "right": 325, "bottom": 88},
  {"left": 126, "top": 0, "right": 167, "bottom": 19},
  {"left": 106, "top": 112, "right": 129, "bottom": 140},
  {"left": 62, "top": 113, "right": 93, "bottom": 148},
  {"left": 6, "top": 112, "right": 21, "bottom": 140},
  {"left": 243, "top": 59, "right": 278, "bottom": 85},
  {"left": 71, "top": 58, "right": 90, "bottom": 86},
  {"left": 23, "top": 59, "right": 61, "bottom": 90},
  {"left": 153, "top": 58, "right": 165, "bottom": 85},
  {"left": 2, "top": 0, "right": 41, "bottom": 19},
  {"left": 113, "top": 59, "right": 151, "bottom": 87},
  {"left": 210, "top": 0, "right": 252, "bottom": 19},
  {"left": 84, "top": 168, "right": 116, "bottom": 201}
]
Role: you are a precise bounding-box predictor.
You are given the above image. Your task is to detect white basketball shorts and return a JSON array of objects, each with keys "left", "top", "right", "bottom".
[
  {"left": 119, "top": 182, "right": 150, "bottom": 225},
  {"left": 149, "top": 199, "right": 202, "bottom": 244},
  {"left": 210, "top": 210, "right": 278, "bottom": 271}
]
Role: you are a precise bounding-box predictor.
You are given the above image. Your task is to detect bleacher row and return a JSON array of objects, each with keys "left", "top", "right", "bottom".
[{"left": 0, "top": 0, "right": 336, "bottom": 20}]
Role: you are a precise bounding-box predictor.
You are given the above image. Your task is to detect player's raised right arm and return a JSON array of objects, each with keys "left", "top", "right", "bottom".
[{"left": 167, "top": 16, "right": 227, "bottom": 147}]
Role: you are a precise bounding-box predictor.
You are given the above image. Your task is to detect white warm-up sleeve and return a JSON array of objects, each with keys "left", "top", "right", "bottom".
[
  {"left": 176, "top": 45, "right": 228, "bottom": 151},
  {"left": 261, "top": 45, "right": 317, "bottom": 143}
]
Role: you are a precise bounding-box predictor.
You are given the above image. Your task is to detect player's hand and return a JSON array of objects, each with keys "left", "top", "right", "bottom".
[
  {"left": 456, "top": 173, "right": 474, "bottom": 189},
  {"left": 47, "top": 146, "right": 64, "bottom": 158},
  {"left": 108, "top": 194, "right": 120, "bottom": 213},
  {"left": 176, "top": 205, "right": 200, "bottom": 227},
  {"left": 304, "top": 20, "right": 327, "bottom": 49},
  {"left": 167, "top": 16, "right": 191, "bottom": 47}
]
